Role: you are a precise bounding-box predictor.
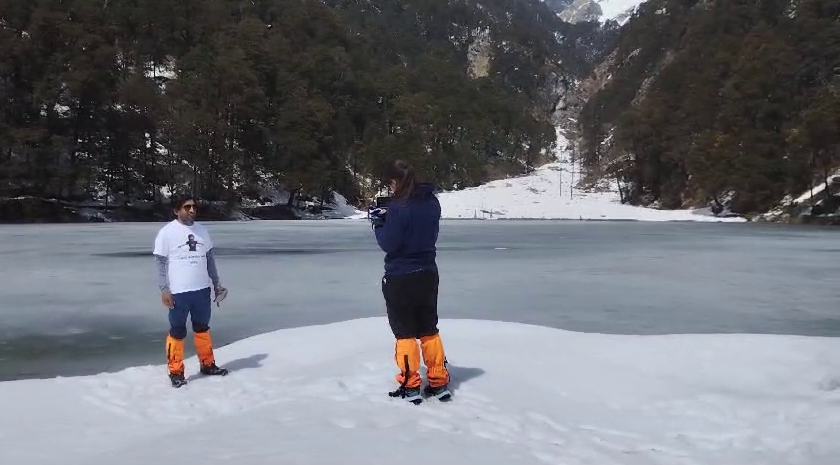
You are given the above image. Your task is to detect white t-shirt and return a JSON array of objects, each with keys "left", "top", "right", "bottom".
[{"left": 153, "top": 220, "right": 214, "bottom": 294}]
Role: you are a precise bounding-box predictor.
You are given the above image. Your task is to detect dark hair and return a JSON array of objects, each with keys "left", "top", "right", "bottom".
[
  {"left": 387, "top": 160, "right": 416, "bottom": 201},
  {"left": 171, "top": 194, "right": 196, "bottom": 211}
]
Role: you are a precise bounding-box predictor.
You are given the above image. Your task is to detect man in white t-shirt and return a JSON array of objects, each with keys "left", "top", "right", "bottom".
[{"left": 153, "top": 195, "right": 229, "bottom": 388}]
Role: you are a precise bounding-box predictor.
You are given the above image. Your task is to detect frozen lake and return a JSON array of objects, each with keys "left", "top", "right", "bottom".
[{"left": 0, "top": 219, "right": 838, "bottom": 381}]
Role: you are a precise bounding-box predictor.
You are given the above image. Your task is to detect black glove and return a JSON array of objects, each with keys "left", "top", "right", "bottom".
[{"left": 369, "top": 207, "right": 387, "bottom": 228}]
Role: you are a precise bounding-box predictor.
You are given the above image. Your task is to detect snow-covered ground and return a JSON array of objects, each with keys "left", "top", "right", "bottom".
[
  {"left": 431, "top": 130, "right": 745, "bottom": 222},
  {"left": 2, "top": 317, "right": 837, "bottom": 464}
]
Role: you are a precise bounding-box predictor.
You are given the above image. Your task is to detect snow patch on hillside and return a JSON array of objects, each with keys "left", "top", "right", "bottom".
[{"left": 432, "top": 129, "right": 745, "bottom": 222}]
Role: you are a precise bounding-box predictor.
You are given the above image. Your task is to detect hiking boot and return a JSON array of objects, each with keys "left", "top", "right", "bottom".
[
  {"left": 423, "top": 384, "right": 451, "bottom": 401},
  {"left": 169, "top": 372, "right": 187, "bottom": 388},
  {"left": 200, "top": 363, "right": 228, "bottom": 376},
  {"left": 388, "top": 386, "right": 423, "bottom": 405}
]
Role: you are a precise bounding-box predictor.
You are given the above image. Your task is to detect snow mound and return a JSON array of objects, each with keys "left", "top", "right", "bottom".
[
  {"left": 1, "top": 318, "right": 838, "bottom": 465},
  {"left": 298, "top": 191, "right": 366, "bottom": 220}
]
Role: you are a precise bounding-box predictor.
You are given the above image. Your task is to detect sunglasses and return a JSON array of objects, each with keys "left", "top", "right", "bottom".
[{"left": 182, "top": 204, "right": 197, "bottom": 211}]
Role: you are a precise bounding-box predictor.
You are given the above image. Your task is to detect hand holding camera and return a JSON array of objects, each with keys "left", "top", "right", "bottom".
[
  {"left": 368, "top": 196, "right": 391, "bottom": 228},
  {"left": 368, "top": 206, "right": 387, "bottom": 228}
]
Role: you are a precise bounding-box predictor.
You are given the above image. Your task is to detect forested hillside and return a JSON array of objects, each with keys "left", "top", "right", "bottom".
[
  {"left": 577, "top": 0, "right": 840, "bottom": 217},
  {"left": 0, "top": 0, "right": 608, "bottom": 221}
]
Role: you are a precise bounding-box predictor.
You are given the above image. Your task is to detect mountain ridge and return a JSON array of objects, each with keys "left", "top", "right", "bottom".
[{"left": 572, "top": 0, "right": 840, "bottom": 224}]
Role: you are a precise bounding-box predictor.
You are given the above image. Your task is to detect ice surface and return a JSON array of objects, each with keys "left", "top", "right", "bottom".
[
  {"left": 1, "top": 220, "right": 839, "bottom": 382},
  {"left": 0, "top": 317, "right": 838, "bottom": 465}
]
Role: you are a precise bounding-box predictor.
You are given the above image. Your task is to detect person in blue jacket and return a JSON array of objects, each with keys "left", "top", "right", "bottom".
[{"left": 372, "top": 159, "right": 451, "bottom": 404}]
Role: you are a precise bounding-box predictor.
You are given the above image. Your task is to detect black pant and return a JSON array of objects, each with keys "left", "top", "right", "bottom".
[{"left": 382, "top": 269, "right": 439, "bottom": 339}]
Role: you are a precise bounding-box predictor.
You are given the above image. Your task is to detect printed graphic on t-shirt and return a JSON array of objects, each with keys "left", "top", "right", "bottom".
[
  {"left": 184, "top": 234, "right": 201, "bottom": 252},
  {"left": 172, "top": 233, "right": 206, "bottom": 265}
]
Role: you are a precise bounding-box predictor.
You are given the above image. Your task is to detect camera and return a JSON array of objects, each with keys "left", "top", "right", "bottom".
[{"left": 367, "top": 196, "right": 391, "bottom": 228}]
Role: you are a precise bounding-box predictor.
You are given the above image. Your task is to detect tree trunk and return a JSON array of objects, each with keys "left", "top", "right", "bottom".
[{"left": 287, "top": 188, "right": 299, "bottom": 207}]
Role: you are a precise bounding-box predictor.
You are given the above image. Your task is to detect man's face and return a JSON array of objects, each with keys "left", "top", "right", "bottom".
[{"left": 176, "top": 200, "right": 197, "bottom": 224}]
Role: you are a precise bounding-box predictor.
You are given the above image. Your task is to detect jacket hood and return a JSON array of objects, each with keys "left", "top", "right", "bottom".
[{"left": 413, "top": 182, "right": 437, "bottom": 197}]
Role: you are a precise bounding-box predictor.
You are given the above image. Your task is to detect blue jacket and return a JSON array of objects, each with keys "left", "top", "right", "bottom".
[{"left": 374, "top": 182, "right": 440, "bottom": 276}]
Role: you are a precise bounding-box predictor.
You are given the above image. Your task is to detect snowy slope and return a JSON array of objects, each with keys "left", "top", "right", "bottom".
[
  {"left": 558, "top": 0, "right": 645, "bottom": 24},
  {"left": 597, "top": 0, "right": 645, "bottom": 21},
  {"left": 1, "top": 317, "right": 838, "bottom": 465},
  {"left": 432, "top": 129, "right": 746, "bottom": 221},
  {"left": 757, "top": 171, "right": 840, "bottom": 220}
]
